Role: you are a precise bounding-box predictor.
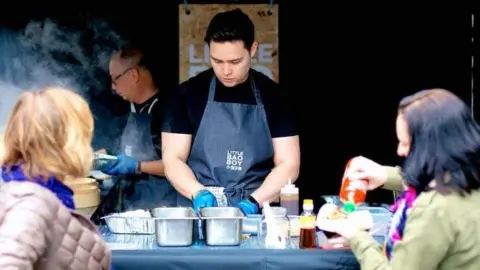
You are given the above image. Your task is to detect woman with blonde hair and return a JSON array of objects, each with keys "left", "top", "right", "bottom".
[
  {"left": 320, "top": 89, "right": 480, "bottom": 269},
  {"left": 0, "top": 88, "right": 112, "bottom": 269}
]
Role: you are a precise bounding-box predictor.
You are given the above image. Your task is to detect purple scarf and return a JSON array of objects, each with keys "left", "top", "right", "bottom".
[
  {"left": 384, "top": 186, "right": 417, "bottom": 260},
  {"left": 1, "top": 164, "right": 75, "bottom": 210}
]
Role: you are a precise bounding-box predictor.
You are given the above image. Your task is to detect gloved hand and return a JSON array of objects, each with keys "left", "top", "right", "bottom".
[
  {"left": 237, "top": 199, "right": 259, "bottom": 215},
  {"left": 93, "top": 152, "right": 116, "bottom": 171},
  {"left": 100, "top": 154, "right": 138, "bottom": 176},
  {"left": 192, "top": 189, "right": 218, "bottom": 212}
]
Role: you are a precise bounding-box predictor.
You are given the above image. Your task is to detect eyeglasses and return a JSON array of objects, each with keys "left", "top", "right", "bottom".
[{"left": 111, "top": 68, "right": 134, "bottom": 85}]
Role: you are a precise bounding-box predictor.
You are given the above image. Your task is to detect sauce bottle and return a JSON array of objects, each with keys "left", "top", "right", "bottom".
[
  {"left": 280, "top": 179, "right": 299, "bottom": 216},
  {"left": 339, "top": 159, "right": 368, "bottom": 213},
  {"left": 299, "top": 199, "right": 316, "bottom": 249}
]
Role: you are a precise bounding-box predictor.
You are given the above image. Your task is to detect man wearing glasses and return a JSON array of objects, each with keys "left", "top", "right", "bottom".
[{"left": 96, "top": 43, "right": 176, "bottom": 210}]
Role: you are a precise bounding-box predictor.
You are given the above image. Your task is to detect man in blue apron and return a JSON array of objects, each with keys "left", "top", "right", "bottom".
[
  {"left": 162, "top": 9, "right": 300, "bottom": 215},
  {"left": 96, "top": 44, "right": 176, "bottom": 210}
]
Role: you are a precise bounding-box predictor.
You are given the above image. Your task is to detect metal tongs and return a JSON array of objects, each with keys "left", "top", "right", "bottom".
[
  {"left": 93, "top": 153, "right": 118, "bottom": 170},
  {"left": 94, "top": 153, "right": 118, "bottom": 160}
]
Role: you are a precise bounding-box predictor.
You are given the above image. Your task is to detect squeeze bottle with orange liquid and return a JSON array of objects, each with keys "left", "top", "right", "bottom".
[{"left": 339, "top": 159, "right": 368, "bottom": 214}]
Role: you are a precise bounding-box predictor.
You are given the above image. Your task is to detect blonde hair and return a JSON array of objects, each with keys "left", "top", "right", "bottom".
[
  {"left": 0, "top": 133, "right": 4, "bottom": 163},
  {"left": 2, "top": 88, "right": 94, "bottom": 181}
]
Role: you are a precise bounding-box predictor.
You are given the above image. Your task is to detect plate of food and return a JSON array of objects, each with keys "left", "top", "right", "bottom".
[{"left": 316, "top": 203, "right": 373, "bottom": 233}]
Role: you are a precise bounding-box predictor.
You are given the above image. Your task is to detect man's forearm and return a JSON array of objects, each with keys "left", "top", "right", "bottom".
[
  {"left": 140, "top": 160, "right": 165, "bottom": 177},
  {"left": 164, "top": 157, "right": 204, "bottom": 199},
  {"left": 250, "top": 162, "right": 299, "bottom": 205}
]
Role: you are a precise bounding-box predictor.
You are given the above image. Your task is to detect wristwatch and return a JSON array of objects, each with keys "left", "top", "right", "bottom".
[
  {"left": 191, "top": 189, "right": 205, "bottom": 200},
  {"left": 248, "top": 195, "right": 260, "bottom": 209}
]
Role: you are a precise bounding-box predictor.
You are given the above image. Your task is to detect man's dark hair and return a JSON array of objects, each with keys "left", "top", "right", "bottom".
[
  {"left": 117, "top": 42, "right": 148, "bottom": 68},
  {"left": 204, "top": 8, "right": 255, "bottom": 50}
]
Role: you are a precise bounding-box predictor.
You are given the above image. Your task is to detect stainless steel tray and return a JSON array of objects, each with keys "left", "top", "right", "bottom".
[
  {"left": 200, "top": 207, "right": 246, "bottom": 246},
  {"left": 152, "top": 207, "right": 198, "bottom": 246},
  {"left": 243, "top": 214, "right": 262, "bottom": 234}
]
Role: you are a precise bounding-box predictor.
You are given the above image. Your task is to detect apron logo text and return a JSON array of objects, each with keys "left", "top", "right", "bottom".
[
  {"left": 125, "top": 145, "right": 132, "bottom": 157},
  {"left": 226, "top": 150, "right": 243, "bottom": 171}
]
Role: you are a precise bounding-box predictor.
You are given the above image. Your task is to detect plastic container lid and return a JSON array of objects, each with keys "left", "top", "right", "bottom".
[
  {"left": 281, "top": 181, "right": 299, "bottom": 194},
  {"left": 303, "top": 199, "right": 314, "bottom": 210},
  {"left": 342, "top": 201, "right": 357, "bottom": 213}
]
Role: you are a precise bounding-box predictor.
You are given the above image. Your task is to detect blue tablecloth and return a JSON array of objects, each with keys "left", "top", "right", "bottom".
[{"left": 101, "top": 226, "right": 361, "bottom": 270}]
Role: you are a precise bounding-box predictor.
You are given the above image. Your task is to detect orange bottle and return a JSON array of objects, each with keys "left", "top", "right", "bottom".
[{"left": 339, "top": 159, "right": 368, "bottom": 213}]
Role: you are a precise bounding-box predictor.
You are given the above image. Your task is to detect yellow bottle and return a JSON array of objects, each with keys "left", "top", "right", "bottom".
[{"left": 299, "top": 199, "right": 316, "bottom": 249}]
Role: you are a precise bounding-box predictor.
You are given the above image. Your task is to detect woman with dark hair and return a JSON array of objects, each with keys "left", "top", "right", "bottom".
[{"left": 319, "top": 89, "right": 480, "bottom": 269}]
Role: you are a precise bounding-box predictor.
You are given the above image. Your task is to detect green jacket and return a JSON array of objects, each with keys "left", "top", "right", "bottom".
[{"left": 350, "top": 166, "right": 480, "bottom": 270}]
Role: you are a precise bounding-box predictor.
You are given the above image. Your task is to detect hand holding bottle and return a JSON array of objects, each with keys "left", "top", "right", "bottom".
[{"left": 345, "top": 156, "right": 388, "bottom": 191}]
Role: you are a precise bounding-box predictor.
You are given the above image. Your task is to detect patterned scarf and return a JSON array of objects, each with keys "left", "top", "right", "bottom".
[
  {"left": 1, "top": 164, "right": 75, "bottom": 210},
  {"left": 384, "top": 186, "right": 417, "bottom": 260}
]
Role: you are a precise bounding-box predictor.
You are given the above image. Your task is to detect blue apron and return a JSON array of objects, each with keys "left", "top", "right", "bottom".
[
  {"left": 118, "top": 99, "right": 177, "bottom": 210},
  {"left": 178, "top": 74, "right": 274, "bottom": 207}
]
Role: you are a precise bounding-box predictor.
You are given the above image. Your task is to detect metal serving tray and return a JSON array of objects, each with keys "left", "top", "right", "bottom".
[
  {"left": 102, "top": 215, "right": 154, "bottom": 235},
  {"left": 151, "top": 207, "right": 198, "bottom": 247},
  {"left": 200, "top": 207, "right": 246, "bottom": 246}
]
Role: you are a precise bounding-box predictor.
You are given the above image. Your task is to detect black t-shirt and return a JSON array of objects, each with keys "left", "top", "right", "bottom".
[
  {"left": 162, "top": 68, "right": 297, "bottom": 139},
  {"left": 132, "top": 92, "right": 165, "bottom": 158}
]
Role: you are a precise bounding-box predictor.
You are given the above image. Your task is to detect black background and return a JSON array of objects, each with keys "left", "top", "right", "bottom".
[{"left": 0, "top": 3, "right": 475, "bottom": 209}]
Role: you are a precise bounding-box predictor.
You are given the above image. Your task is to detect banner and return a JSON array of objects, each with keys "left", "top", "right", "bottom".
[{"left": 179, "top": 4, "right": 279, "bottom": 83}]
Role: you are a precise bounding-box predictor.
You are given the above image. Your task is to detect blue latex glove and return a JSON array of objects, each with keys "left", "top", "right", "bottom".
[
  {"left": 237, "top": 199, "right": 259, "bottom": 215},
  {"left": 100, "top": 154, "right": 137, "bottom": 176},
  {"left": 193, "top": 190, "right": 218, "bottom": 212}
]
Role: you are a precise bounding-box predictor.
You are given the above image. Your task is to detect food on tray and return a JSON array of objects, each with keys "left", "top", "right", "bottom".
[
  {"left": 316, "top": 203, "right": 374, "bottom": 233},
  {"left": 317, "top": 203, "right": 347, "bottom": 220},
  {"left": 110, "top": 209, "right": 152, "bottom": 218},
  {"left": 327, "top": 209, "right": 347, "bottom": 220}
]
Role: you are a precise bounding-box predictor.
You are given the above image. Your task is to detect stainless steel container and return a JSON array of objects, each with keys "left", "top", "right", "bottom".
[
  {"left": 200, "top": 207, "right": 246, "bottom": 246},
  {"left": 243, "top": 214, "right": 262, "bottom": 234},
  {"left": 151, "top": 207, "right": 197, "bottom": 247}
]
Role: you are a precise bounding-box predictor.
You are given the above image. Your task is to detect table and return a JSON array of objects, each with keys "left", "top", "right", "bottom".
[
  {"left": 111, "top": 248, "right": 359, "bottom": 270},
  {"left": 101, "top": 227, "right": 361, "bottom": 270}
]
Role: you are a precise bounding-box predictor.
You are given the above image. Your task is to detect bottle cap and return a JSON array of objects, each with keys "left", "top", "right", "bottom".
[
  {"left": 342, "top": 201, "right": 356, "bottom": 213},
  {"left": 303, "top": 199, "right": 314, "bottom": 210},
  {"left": 281, "top": 179, "right": 298, "bottom": 194}
]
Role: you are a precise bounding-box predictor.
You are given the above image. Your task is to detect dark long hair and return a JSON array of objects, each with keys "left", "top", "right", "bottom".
[{"left": 400, "top": 89, "right": 480, "bottom": 195}]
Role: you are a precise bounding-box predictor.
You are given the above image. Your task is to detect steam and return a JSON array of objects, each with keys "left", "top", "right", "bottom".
[{"left": 0, "top": 18, "right": 125, "bottom": 133}]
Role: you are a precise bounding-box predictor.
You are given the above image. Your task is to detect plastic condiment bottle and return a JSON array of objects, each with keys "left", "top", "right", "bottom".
[
  {"left": 299, "top": 199, "right": 316, "bottom": 249},
  {"left": 339, "top": 159, "right": 368, "bottom": 214},
  {"left": 280, "top": 179, "right": 299, "bottom": 216}
]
